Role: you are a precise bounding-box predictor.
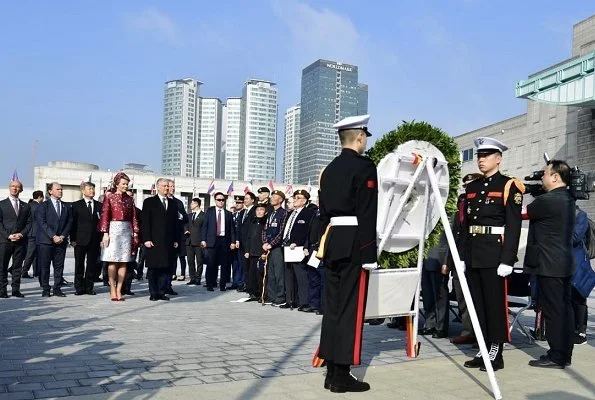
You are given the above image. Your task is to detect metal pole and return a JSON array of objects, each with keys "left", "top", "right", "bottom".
[
  {"left": 425, "top": 160, "right": 502, "bottom": 400},
  {"left": 378, "top": 159, "right": 427, "bottom": 254}
]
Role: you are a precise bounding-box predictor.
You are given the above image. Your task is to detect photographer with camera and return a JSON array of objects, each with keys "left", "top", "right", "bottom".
[{"left": 524, "top": 160, "right": 575, "bottom": 369}]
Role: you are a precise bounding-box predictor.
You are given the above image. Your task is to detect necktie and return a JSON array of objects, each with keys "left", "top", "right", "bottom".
[
  {"left": 192, "top": 212, "right": 196, "bottom": 221},
  {"left": 13, "top": 198, "right": 19, "bottom": 216},
  {"left": 217, "top": 209, "right": 222, "bottom": 236},
  {"left": 162, "top": 197, "right": 167, "bottom": 210},
  {"left": 56, "top": 200, "right": 61, "bottom": 217},
  {"left": 284, "top": 211, "right": 298, "bottom": 241},
  {"left": 242, "top": 209, "right": 248, "bottom": 224},
  {"left": 88, "top": 201, "right": 93, "bottom": 214}
]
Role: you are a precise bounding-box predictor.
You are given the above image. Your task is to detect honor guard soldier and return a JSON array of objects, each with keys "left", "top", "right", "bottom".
[
  {"left": 316, "top": 114, "right": 378, "bottom": 393},
  {"left": 257, "top": 187, "right": 273, "bottom": 213},
  {"left": 461, "top": 137, "right": 524, "bottom": 372}
]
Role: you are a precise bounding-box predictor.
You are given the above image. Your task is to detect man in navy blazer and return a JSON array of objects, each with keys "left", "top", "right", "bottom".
[
  {"left": 37, "top": 182, "right": 72, "bottom": 297},
  {"left": 200, "top": 192, "right": 236, "bottom": 291}
]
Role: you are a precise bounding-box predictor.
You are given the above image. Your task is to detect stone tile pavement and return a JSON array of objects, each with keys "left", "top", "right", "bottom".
[{"left": 0, "top": 252, "right": 593, "bottom": 399}]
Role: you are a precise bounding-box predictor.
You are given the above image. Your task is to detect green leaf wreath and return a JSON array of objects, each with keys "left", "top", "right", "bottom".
[{"left": 366, "top": 121, "right": 461, "bottom": 269}]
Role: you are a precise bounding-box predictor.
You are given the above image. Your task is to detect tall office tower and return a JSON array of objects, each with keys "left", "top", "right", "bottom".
[
  {"left": 161, "top": 78, "right": 201, "bottom": 177},
  {"left": 223, "top": 97, "right": 242, "bottom": 180},
  {"left": 239, "top": 79, "right": 278, "bottom": 181},
  {"left": 298, "top": 59, "right": 368, "bottom": 184},
  {"left": 196, "top": 97, "right": 223, "bottom": 178},
  {"left": 283, "top": 104, "right": 301, "bottom": 184}
]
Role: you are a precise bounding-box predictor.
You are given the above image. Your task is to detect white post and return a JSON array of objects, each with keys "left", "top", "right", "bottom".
[
  {"left": 378, "top": 159, "right": 427, "bottom": 254},
  {"left": 425, "top": 160, "right": 502, "bottom": 400}
]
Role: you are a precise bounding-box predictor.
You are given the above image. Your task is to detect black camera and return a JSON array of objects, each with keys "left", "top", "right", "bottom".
[{"left": 523, "top": 153, "right": 590, "bottom": 200}]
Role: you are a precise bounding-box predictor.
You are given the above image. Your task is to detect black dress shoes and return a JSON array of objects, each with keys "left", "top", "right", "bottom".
[
  {"left": 87, "top": 291, "right": 97, "bottom": 295},
  {"left": 60, "top": 278, "right": 72, "bottom": 286},
  {"left": 366, "top": 318, "right": 385, "bottom": 326},
  {"left": 12, "top": 292, "right": 25, "bottom": 298},
  {"left": 75, "top": 291, "right": 86, "bottom": 296},
  {"left": 529, "top": 357, "right": 565, "bottom": 369},
  {"left": 186, "top": 280, "right": 197, "bottom": 285},
  {"left": 480, "top": 358, "right": 504, "bottom": 372},
  {"left": 207, "top": 287, "right": 214, "bottom": 292},
  {"left": 432, "top": 331, "right": 448, "bottom": 339},
  {"left": 42, "top": 291, "right": 51, "bottom": 297},
  {"left": 298, "top": 305, "right": 312, "bottom": 312},
  {"left": 329, "top": 375, "right": 370, "bottom": 393},
  {"left": 418, "top": 327, "right": 436, "bottom": 335},
  {"left": 165, "top": 289, "right": 178, "bottom": 296},
  {"left": 159, "top": 295, "right": 170, "bottom": 301},
  {"left": 279, "top": 303, "right": 295, "bottom": 309},
  {"left": 219, "top": 287, "right": 227, "bottom": 291},
  {"left": 53, "top": 289, "right": 66, "bottom": 297},
  {"left": 0, "top": 293, "right": 9, "bottom": 299},
  {"left": 464, "top": 356, "right": 484, "bottom": 369},
  {"left": 122, "top": 291, "right": 135, "bottom": 296},
  {"left": 539, "top": 354, "right": 571, "bottom": 366},
  {"left": 315, "top": 310, "right": 323, "bottom": 315},
  {"left": 150, "top": 296, "right": 158, "bottom": 301},
  {"left": 228, "top": 284, "right": 238, "bottom": 290}
]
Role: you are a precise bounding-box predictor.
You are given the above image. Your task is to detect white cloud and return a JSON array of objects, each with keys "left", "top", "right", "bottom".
[
  {"left": 127, "top": 8, "right": 179, "bottom": 44},
  {"left": 272, "top": 0, "right": 363, "bottom": 65}
]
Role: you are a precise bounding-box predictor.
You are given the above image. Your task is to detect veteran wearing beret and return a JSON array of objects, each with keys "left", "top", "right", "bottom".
[
  {"left": 459, "top": 137, "right": 524, "bottom": 372},
  {"left": 261, "top": 190, "right": 288, "bottom": 305}
]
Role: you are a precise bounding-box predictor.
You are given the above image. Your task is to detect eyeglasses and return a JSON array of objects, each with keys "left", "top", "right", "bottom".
[{"left": 215, "top": 198, "right": 225, "bottom": 201}]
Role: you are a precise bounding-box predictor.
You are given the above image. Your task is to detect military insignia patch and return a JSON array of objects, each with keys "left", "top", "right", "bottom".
[
  {"left": 514, "top": 193, "right": 522, "bottom": 205},
  {"left": 467, "top": 207, "right": 471, "bottom": 215}
]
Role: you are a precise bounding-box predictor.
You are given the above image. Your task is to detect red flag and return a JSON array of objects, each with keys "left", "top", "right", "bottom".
[{"left": 268, "top": 179, "right": 274, "bottom": 191}]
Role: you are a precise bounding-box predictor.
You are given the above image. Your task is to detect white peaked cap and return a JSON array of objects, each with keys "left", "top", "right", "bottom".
[
  {"left": 474, "top": 137, "right": 508, "bottom": 153},
  {"left": 333, "top": 114, "right": 372, "bottom": 137}
]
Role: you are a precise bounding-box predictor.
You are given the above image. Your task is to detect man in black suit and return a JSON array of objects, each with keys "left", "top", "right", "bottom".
[
  {"left": 70, "top": 182, "right": 102, "bottom": 295},
  {"left": 142, "top": 178, "right": 179, "bottom": 301},
  {"left": 184, "top": 197, "right": 205, "bottom": 286},
  {"left": 525, "top": 160, "right": 576, "bottom": 369},
  {"left": 167, "top": 180, "right": 188, "bottom": 292},
  {"left": 22, "top": 190, "right": 44, "bottom": 279},
  {"left": 0, "top": 180, "right": 32, "bottom": 298},
  {"left": 230, "top": 195, "right": 245, "bottom": 290},
  {"left": 201, "top": 192, "right": 236, "bottom": 291},
  {"left": 237, "top": 191, "right": 256, "bottom": 291},
  {"left": 280, "top": 190, "right": 315, "bottom": 310},
  {"left": 37, "top": 182, "right": 72, "bottom": 297}
]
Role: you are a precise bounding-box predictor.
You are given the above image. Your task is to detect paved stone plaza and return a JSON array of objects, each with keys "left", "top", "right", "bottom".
[{"left": 0, "top": 250, "right": 593, "bottom": 399}]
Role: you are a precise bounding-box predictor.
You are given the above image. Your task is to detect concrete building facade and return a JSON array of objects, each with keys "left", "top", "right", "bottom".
[
  {"left": 283, "top": 104, "right": 301, "bottom": 184},
  {"left": 454, "top": 15, "right": 595, "bottom": 217},
  {"left": 223, "top": 97, "right": 242, "bottom": 180},
  {"left": 196, "top": 97, "right": 223, "bottom": 179}
]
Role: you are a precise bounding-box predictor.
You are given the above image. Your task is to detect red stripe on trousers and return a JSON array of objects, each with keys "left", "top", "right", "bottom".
[
  {"left": 353, "top": 269, "right": 368, "bottom": 365},
  {"left": 504, "top": 277, "right": 511, "bottom": 342}
]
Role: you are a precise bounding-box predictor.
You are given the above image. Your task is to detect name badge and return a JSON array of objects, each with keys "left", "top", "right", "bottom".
[
  {"left": 271, "top": 222, "right": 278, "bottom": 228},
  {"left": 297, "top": 220, "right": 305, "bottom": 224}
]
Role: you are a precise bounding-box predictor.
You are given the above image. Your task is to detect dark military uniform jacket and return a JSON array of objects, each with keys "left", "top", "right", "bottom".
[
  {"left": 262, "top": 206, "right": 288, "bottom": 250},
  {"left": 460, "top": 171, "right": 523, "bottom": 269},
  {"left": 319, "top": 148, "right": 378, "bottom": 264}
]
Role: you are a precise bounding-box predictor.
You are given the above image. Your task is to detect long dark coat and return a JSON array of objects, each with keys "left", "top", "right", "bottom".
[{"left": 141, "top": 195, "right": 178, "bottom": 269}]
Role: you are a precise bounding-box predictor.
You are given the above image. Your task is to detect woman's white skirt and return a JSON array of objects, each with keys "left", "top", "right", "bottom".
[{"left": 101, "top": 221, "right": 133, "bottom": 263}]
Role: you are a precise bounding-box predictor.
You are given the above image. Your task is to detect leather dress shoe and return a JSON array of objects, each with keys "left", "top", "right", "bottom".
[
  {"left": 298, "top": 305, "right": 312, "bottom": 312},
  {"left": 228, "top": 284, "right": 238, "bottom": 290},
  {"left": 540, "top": 354, "right": 571, "bottom": 366},
  {"left": 0, "top": 293, "right": 9, "bottom": 299},
  {"left": 366, "top": 318, "right": 385, "bottom": 326},
  {"left": 279, "top": 303, "right": 295, "bottom": 309},
  {"left": 450, "top": 335, "right": 476, "bottom": 345},
  {"left": 418, "top": 327, "right": 436, "bottom": 335},
  {"left": 529, "top": 357, "right": 565, "bottom": 369},
  {"left": 219, "top": 287, "right": 227, "bottom": 291},
  {"left": 60, "top": 278, "right": 72, "bottom": 285},
  {"left": 159, "top": 295, "right": 170, "bottom": 301},
  {"left": 432, "top": 331, "right": 448, "bottom": 339},
  {"left": 75, "top": 291, "right": 86, "bottom": 296},
  {"left": 480, "top": 358, "right": 504, "bottom": 372},
  {"left": 186, "top": 280, "right": 197, "bottom": 285},
  {"left": 53, "top": 289, "right": 66, "bottom": 297},
  {"left": 464, "top": 357, "right": 484, "bottom": 369},
  {"left": 387, "top": 320, "right": 406, "bottom": 330},
  {"left": 165, "top": 289, "right": 178, "bottom": 296},
  {"left": 12, "top": 292, "right": 25, "bottom": 298},
  {"left": 207, "top": 287, "right": 214, "bottom": 291},
  {"left": 150, "top": 296, "right": 158, "bottom": 301},
  {"left": 315, "top": 310, "right": 323, "bottom": 315},
  {"left": 42, "top": 291, "right": 51, "bottom": 297},
  {"left": 123, "top": 291, "right": 135, "bottom": 296},
  {"left": 87, "top": 291, "right": 97, "bottom": 295},
  {"left": 329, "top": 375, "right": 370, "bottom": 393}
]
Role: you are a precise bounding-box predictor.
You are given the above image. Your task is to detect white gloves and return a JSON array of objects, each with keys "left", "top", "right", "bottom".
[
  {"left": 459, "top": 261, "right": 466, "bottom": 273},
  {"left": 497, "top": 263, "right": 513, "bottom": 277},
  {"left": 362, "top": 262, "right": 379, "bottom": 271}
]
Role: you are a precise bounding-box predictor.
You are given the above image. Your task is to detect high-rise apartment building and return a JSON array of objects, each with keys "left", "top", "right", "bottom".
[
  {"left": 196, "top": 97, "right": 223, "bottom": 179},
  {"left": 298, "top": 60, "right": 367, "bottom": 184},
  {"left": 223, "top": 97, "right": 242, "bottom": 180},
  {"left": 283, "top": 104, "right": 301, "bottom": 184},
  {"left": 240, "top": 79, "right": 278, "bottom": 181},
  {"left": 161, "top": 78, "right": 201, "bottom": 177}
]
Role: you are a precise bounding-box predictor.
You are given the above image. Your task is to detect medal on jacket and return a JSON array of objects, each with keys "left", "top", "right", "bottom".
[{"left": 467, "top": 206, "right": 471, "bottom": 215}]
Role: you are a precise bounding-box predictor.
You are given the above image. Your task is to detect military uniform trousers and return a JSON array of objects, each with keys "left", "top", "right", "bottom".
[
  {"left": 319, "top": 259, "right": 369, "bottom": 365},
  {"left": 467, "top": 267, "right": 509, "bottom": 343},
  {"left": 285, "top": 261, "right": 309, "bottom": 306}
]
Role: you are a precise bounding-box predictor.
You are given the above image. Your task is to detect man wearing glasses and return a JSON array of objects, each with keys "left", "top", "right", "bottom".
[{"left": 201, "top": 193, "right": 236, "bottom": 291}]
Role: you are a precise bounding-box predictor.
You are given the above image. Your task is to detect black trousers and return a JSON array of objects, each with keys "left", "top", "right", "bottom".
[
  {"left": 452, "top": 270, "right": 474, "bottom": 337},
  {"left": 421, "top": 268, "right": 450, "bottom": 333},
  {"left": 247, "top": 256, "right": 261, "bottom": 297},
  {"left": 186, "top": 245, "right": 203, "bottom": 283},
  {"left": 123, "top": 261, "right": 135, "bottom": 293},
  {"left": 0, "top": 241, "right": 26, "bottom": 293},
  {"left": 135, "top": 246, "right": 146, "bottom": 278},
  {"left": 571, "top": 286, "right": 587, "bottom": 334},
  {"left": 241, "top": 253, "right": 251, "bottom": 289},
  {"left": 206, "top": 237, "right": 231, "bottom": 290},
  {"left": 538, "top": 275, "right": 574, "bottom": 364},
  {"left": 265, "top": 247, "right": 285, "bottom": 304},
  {"left": 73, "top": 243, "right": 100, "bottom": 293},
  {"left": 38, "top": 243, "right": 67, "bottom": 291},
  {"left": 22, "top": 236, "right": 37, "bottom": 276},
  {"left": 147, "top": 268, "right": 168, "bottom": 297},
  {"left": 467, "top": 268, "right": 509, "bottom": 343},
  {"left": 308, "top": 266, "right": 325, "bottom": 310},
  {"left": 285, "top": 262, "right": 309, "bottom": 306},
  {"left": 319, "top": 260, "right": 369, "bottom": 366}
]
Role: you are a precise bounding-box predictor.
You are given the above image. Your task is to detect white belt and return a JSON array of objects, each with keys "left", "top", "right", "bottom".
[
  {"left": 330, "top": 216, "right": 358, "bottom": 226},
  {"left": 469, "top": 225, "right": 504, "bottom": 235}
]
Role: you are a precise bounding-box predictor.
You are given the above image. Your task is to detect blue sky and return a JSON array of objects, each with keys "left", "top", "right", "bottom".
[{"left": 1, "top": 1, "right": 593, "bottom": 185}]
